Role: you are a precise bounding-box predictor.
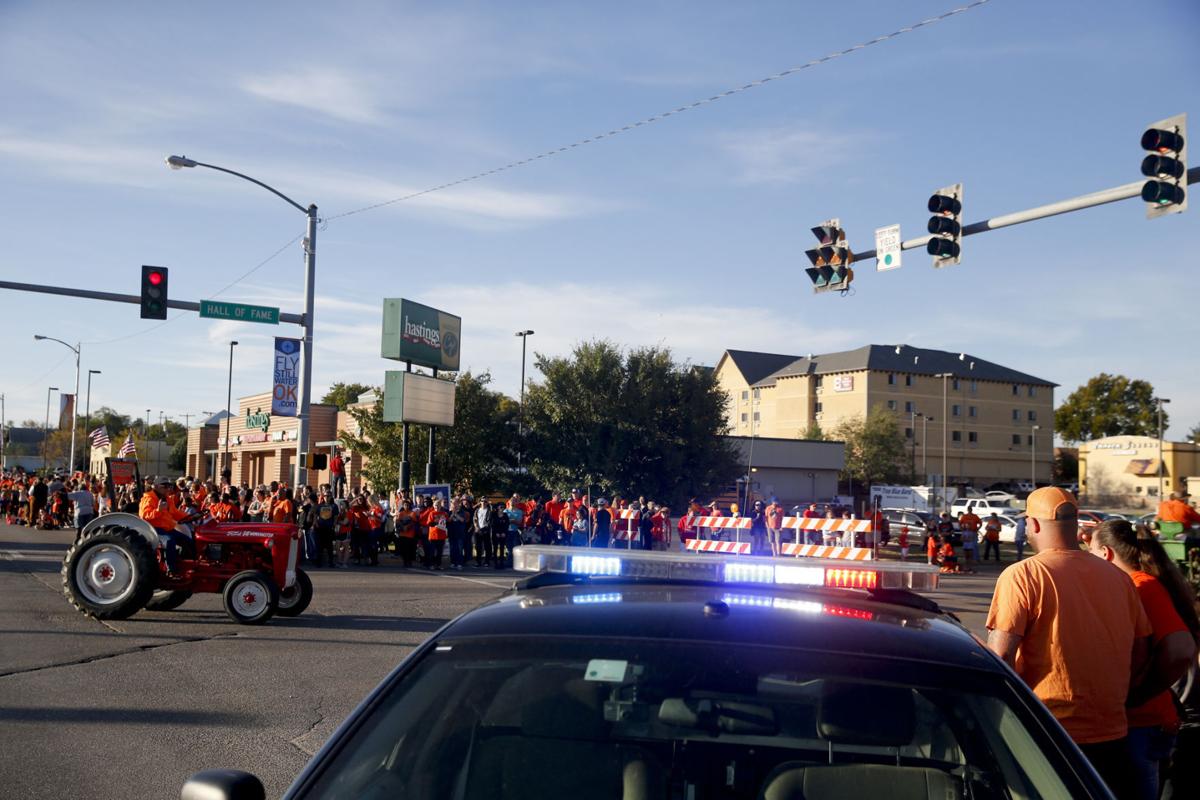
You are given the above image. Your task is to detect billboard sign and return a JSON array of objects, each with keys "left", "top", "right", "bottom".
[
  {"left": 382, "top": 371, "right": 456, "bottom": 427},
  {"left": 381, "top": 298, "right": 461, "bottom": 371},
  {"left": 272, "top": 337, "right": 301, "bottom": 416}
]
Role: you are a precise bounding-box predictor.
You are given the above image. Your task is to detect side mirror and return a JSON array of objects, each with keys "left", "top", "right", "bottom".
[{"left": 181, "top": 769, "right": 265, "bottom": 800}]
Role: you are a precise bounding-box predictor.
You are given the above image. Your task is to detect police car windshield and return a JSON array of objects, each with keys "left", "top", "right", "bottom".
[{"left": 300, "top": 636, "right": 1082, "bottom": 799}]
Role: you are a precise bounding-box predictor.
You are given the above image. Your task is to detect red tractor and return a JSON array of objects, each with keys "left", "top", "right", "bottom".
[{"left": 62, "top": 512, "right": 313, "bottom": 624}]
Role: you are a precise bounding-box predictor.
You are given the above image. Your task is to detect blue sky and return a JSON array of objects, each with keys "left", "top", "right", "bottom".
[{"left": 1, "top": 0, "right": 1197, "bottom": 439}]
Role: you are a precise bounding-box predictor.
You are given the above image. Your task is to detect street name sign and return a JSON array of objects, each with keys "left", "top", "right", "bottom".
[
  {"left": 875, "top": 224, "right": 902, "bottom": 271},
  {"left": 199, "top": 300, "right": 280, "bottom": 325}
]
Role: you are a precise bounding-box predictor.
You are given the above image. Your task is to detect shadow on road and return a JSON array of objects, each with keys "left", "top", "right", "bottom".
[{"left": 0, "top": 706, "right": 252, "bottom": 726}]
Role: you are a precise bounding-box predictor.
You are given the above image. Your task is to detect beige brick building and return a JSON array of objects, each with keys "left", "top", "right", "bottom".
[{"left": 715, "top": 345, "right": 1056, "bottom": 487}]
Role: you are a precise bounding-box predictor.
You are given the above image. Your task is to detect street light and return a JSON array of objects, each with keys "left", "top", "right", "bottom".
[
  {"left": 515, "top": 330, "right": 534, "bottom": 468},
  {"left": 225, "top": 341, "right": 238, "bottom": 484},
  {"left": 1158, "top": 398, "right": 1171, "bottom": 498},
  {"left": 34, "top": 335, "right": 80, "bottom": 475},
  {"left": 44, "top": 386, "right": 59, "bottom": 471},
  {"left": 909, "top": 411, "right": 924, "bottom": 481},
  {"left": 166, "top": 154, "right": 317, "bottom": 488},
  {"left": 83, "top": 369, "right": 101, "bottom": 472},
  {"left": 1031, "top": 424, "right": 1041, "bottom": 489},
  {"left": 935, "top": 373, "right": 953, "bottom": 512}
]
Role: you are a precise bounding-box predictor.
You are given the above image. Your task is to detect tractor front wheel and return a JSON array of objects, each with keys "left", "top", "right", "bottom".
[
  {"left": 275, "top": 568, "right": 313, "bottom": 617},
  {"left": 222, "top": 570, "right": 279, "bottom": 625},
  {"left": 62, "top": 526, "right": 157, "bottom": 619}
]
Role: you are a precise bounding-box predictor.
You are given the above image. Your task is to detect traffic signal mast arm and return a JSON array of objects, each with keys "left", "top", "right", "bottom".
[
  {"left": 851, "top": 166, "right": 1199, "bottom": 265},
  {"left": 0, "top": 279, "right": 306, "bottom": 325}
]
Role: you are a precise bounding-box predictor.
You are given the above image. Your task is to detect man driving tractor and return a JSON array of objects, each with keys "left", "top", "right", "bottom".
[{"left": 139, "top": 477, "right": 200, "bottom": 577}]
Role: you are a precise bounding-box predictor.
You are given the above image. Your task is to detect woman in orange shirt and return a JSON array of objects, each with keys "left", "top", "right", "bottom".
[
  {"left": 1089, "top": 520, "right": 1199, "bottom": 800},
  {"left": 269, "top": 487, "right": 294, "bottom": 524},
  {"left": 422, "top": 499, "right": 449, "bottom": 570},
  {"left": 394, "top": 501, "right": 418, "bottom": 568}
]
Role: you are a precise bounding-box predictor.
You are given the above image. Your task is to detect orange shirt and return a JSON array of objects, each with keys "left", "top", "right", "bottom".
[
  {"left": 764, "top": 503, "right": 783, "bottom": 530},
  {"left": 1127, "top": 571, "right": 1188, "bottom": 729},
  {"left": 1157, "top": 499, "right": 1200, "bottom": 525},
  {"left": 424, "top": 508, "right": 448, "bottom": 540},
  {"left": 210, "top": 502, "right": 241, "bottom": 522},
  {"left": 959, "top": 512, "right": 982, "bottom": 532},
  {"left": 270, "top": 499, "right": 294, "bottom": 524},
  {"left": 138, "top": 492, "right": 188, "bottom": 530},
  {"left": 984, "top": 518, "right": 1002, "bottom": 542},
  {"left": 558, "top": 506, "right": 576, "bottom": 530},
  {"left": 545, "top": 500, "right": 565, "bottom": 525},
  {"left": 987, "top": 549, "right": 1152, "bottom": 744}
]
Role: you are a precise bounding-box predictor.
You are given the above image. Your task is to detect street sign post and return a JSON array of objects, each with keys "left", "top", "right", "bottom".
[
  {"left": 874, "top": 224, "right": 902, "bottom": 271},
  {"left": 199, "top": 300, "right": 280, "bottom": 325}
]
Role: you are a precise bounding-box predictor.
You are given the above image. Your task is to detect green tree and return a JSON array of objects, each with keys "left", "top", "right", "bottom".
[
  {"left": 1054, "top": 374, "right": 1164, "bottom": 443},
  {"left": 800, "top": 422, "right": 825, "bottom": 440},
  {"left": 168, "top": 437, "right": 188, "bottom": 471},
  {"left": 338, "top": 372, "right": 517, "bottom": 495},
  {"left": 522, "top": 341, "right": 739, "bottom": 509},
  {"left": 321, "top": 382, "right": 373, "bottom": 411},
  {"left": 831, "top": 405, "right": 907, "bottom": 487},
  {"left": 1054, "top": 449, "right": 1079, "bottom": 482},
  {"left": 1187, "top": 423, "right": 1200, "bottom": 444}
]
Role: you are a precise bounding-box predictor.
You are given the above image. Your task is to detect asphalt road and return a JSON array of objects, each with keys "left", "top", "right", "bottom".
[{"left": 0, "top": 521, "right": 1006, "bottom": 799}]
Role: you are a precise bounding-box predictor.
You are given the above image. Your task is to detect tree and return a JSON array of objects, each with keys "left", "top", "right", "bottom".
[
  {"left": 322, "top": 382, "right": 373, "bottom": 411},
  {"left": 338, "top": 372, "right": 518, "bottom": 495},
  {"left": 1054, "top": 449, "right": 1079, "bottom": 482},
  {"left": 168, "top": 437, "right": 188, "bottom": 471},
  {"left": 830, "top": 405, "right": 907, "bottom": 487},
  {"left": 800, "top": 423, "right": 825, "bottom": 441},
  {"left": 522, "top": 341, "right": 739, "bottom": 509},
  {"left": 1188, "top": 423, "right": 1200, "bottom": 444},
  {"left": 1054, "top": 374, "right": 1164, "bottom": 443}
]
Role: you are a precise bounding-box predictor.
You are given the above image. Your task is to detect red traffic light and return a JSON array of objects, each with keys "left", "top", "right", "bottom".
[
  {"left": 1141, "top": 128, "right": 1184, "bottom": 154},
  {"left": 147, "top": 270, "right": 164, "bottom": 286}
]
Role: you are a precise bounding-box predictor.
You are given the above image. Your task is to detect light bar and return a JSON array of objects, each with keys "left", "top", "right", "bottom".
[{"left": 513, "top": 546, "right": 939, "bottom": 591}]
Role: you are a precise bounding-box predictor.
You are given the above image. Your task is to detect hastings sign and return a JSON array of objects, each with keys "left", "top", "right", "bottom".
[{"left": 246, "top": 408, "right": 271, "bottom": 433}]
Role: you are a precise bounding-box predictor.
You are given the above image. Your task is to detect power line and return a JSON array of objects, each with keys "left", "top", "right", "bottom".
[{"left": 325, "top": 0, "right": 994, "bottom": 223}]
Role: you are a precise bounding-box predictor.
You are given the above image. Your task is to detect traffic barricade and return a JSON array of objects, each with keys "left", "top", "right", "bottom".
[
  {"left": 611, "top": 509, "right": 640, "bottom": 545},
  {"left": 690, "top": 515, "right": 752, "bottom": 543},
  {"left": 686, "top": 539, "right": 752, "bottom": 555},
  {"left": 781, "top": 543, "right": 874, "bottom": 561}
]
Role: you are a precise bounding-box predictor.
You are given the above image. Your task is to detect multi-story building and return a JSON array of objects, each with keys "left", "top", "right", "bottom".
[{"left": 715, "top": 345, "right": 1056, "bottom": 487}]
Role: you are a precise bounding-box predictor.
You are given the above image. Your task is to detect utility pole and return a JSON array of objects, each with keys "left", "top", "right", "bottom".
[
  {"left": 922, "top": 415, "right": 931, "bottom": 482},
  {"left": 515, "top": 330, "right": 534, "bottom": 469},
  {"left": 44, "top": 387, "right": 59, "bottom": 471},
  {"left": 0, "top": 394, "right": 6, "bottom": 469},
  {"left": 936, "top": 373, "right": 953, "bottom": 512},
  {"left": 1031, "top": 424, "right": 1041, "bottom": 489},
  {"left": 1158, "top": 398, "right": 1171, "bottom": 498},
  {"left": 83, "top": 369, "right": 100, "bottom": 473}
]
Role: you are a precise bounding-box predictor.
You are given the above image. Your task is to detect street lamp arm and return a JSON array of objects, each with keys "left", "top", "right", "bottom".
[
  {"left": 176, "top": 158, "right": 308, "bottom": 214},
  {"left": 33, "top": 335, "right": 78, "bottom": 354}
]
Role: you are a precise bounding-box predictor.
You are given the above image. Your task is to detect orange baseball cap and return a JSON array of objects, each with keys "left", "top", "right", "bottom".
[{"left": 1026, "top": 486, "right": 1078, "bottom": 520}]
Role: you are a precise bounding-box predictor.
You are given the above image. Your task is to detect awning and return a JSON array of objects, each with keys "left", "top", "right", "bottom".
[{"left": 1125, "top": 458, "right": 1167, "bottom": 477}]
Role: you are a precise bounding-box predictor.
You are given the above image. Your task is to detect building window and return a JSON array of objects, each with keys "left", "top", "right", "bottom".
[
  {"left": 753, "top": 412, "right": 760, "bottom": 422},
  {"left": 814, "top": 376, "right": 823, "bottom": 389},
  {"left": 905, "top": 375, "right": 913, "bottom": 386},
  {"left": 1028, "top": 410, "right": 1037, "bottom": 422},
  {"left": 753, "top": 388, "right": 761, "bottom": 400},
  {"left": 887, "top": 400, "right": 897, "bottom": 411},
  {"left": 887, "top": 373, "right": 896, "bottom": 385},
  {"left": 1027, "top": 434, "right": 1033, "bottom": 445},
  {"left": 904, "top": 401, "right": 914, "bottom": 413},
  {"left": 1012, "top": 434, "right": 1021, "bottom": 445},
  {"left": 740, "top": 390, "right": 748, "bottom": 401},
  {"left": 968, "top": 431, "right": 978, "bottom": 443},
  {"left": 952, "top": 378, "right": 960, "bottom": 391},
  {"left": 1012, "top": 384, "right": 1020, "bottom": 396},
  {"left": 1012, "top": 409, "right": 1021, "bottom": 421},
  {"left": 952, "top": 430, "right": 962, "bottom": 442},
  {"left": 1028, "top": 386, "right": 1037, "bottom": 398},
  {"left": 814, "top": 402, "right": 823, "bottom": 413},
  {"left": 970, "top": 380, "right": 978, "bottom": 393},
  {"left": 905, "top": 427, "right": 914, "bottom": 439},
  {"left": 740, "top": 413, "right": 747, "bottom": 423},
  {"left": 968, "top": 405, "right": 977, "bottom": 418},
  {"left": 952, "top": 404, "right": 962, "bottom": 417}
]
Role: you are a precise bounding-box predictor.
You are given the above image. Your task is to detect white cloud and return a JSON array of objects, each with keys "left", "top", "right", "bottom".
[
  {"left": 240, "top": 67, "right": 385, "bottom": 124},
  {"left": 0, "top": 132, "right": 163, "bottom": 187},
  {"left": 717, "top": 125, "right": 874, "bottom": 185}
]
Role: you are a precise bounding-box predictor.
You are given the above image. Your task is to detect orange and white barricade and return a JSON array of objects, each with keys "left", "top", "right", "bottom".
[
  {"left": 784, "top": 516, "right": 873, "bottom": 547},
  {"left": 780, "top": 543, "right": 874, "bottom": 561},
  {"left": 686, "top": 538, "right": 751, "bottom": 555},
  {"left": 691, "top": 515, "right": 752, "bottom": 542},
  {"left": 610, "top": 509, "right": 640, "bottom": 543}
]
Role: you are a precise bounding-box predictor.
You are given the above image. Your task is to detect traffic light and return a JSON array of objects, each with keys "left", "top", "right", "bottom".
[
  {"left": 926, "top": 183, "right": 963, "bottom": 267},
  {"left": 804, "top": 219, "right": 854, "bottom": 294},
  {"left": 304, "top": 452, "right": 328, "bottom": 470},
  {"left": 140, "top": 265, "right": 168, "bottom": 319},
  {"left": 1140, "top": 113, "right": 1187, "bottom": 218}
]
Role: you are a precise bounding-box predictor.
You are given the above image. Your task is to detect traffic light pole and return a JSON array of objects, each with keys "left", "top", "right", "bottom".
[
  {"left": 849, "top": 167, "right": 1199, "bottom": 265},
  {"left": 0, "top": 281, "right": 305, "bottom": 324}
]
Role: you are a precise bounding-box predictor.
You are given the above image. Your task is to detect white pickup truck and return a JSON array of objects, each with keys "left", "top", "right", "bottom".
[{"left": 950, "top": 497, "right": 1019, "bottom": 517}]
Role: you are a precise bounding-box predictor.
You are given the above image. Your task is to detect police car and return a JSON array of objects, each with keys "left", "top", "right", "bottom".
[{"left": 183, "top": 547, "right": 1115, "bottom": 800}]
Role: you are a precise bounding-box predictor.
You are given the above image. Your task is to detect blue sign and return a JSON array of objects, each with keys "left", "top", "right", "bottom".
[{"left": 272, "top": 337, "right": 301, "bottom": 416}]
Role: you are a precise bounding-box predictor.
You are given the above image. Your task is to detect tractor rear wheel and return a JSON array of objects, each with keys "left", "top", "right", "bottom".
[
  {"left": 145, "top": 589, "right": 193, "bottom": 612},
  {"left": 222, "top": 570, "right": 279, "bottom": 625},
  {"left": 62, "top": 526, "right": 157, "bottom": 619},
  {"left": 275, "top": 568, "right": 313, "bottom": 617}
]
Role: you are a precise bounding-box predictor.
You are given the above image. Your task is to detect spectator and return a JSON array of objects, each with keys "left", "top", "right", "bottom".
[
  {"left": 502, "top": 502, "right": 524, "bottom": 567},
  {"left": 983, "top": 512, "right": 1003, "bottom": 561},
  {"left": 764, "top": 498, "right": 784, "bottom": 556},
  {"left": 958, "top": 510, "right": 981, "bottom": 567},
  {"left": 424, "top": 498, "right": 449, "bottom": 570},
  {"left": 447, "top": 499, "right": 469, "bottom": 571},
  {"left": 570, "top": 500, "right": 591, "bottom": 547},
  {"left": 312, "top": 490, "right": 337, "bottom": 567},
  {"left": 654, "top": 506, "right": 671, "bottom": 551},
  {"left": 987, "top": 487, "right": 1152, "bottom": 799},
  {"left": 328, "top": 449, "right": 346, "bottom": 498},
  {"left": 926, "top": 531, "right": 939, "bottom": 566},
  {"left": 1157, "top": 492, "right": 1200, "bottom": 526},
  {"left": 898, "top": 525, "right": 910, "bottom": 561},
  {"left": 749, "top": 501, "right": 767, "bottom": 555},
  {"left": 1089, "top": 520, "right": 1199, "bottom": 800},
  {"left": 393, "top": 500, "right": 417, "bottom": 568},
  {"left": 638, "top": 503, "right": 655, "bottom": 551},
  {"left": 489, "top": 502, "right": 508, "bottom": 568},
  {"left": 67, "top": 480, "right": 96, "bottom": 537},
  {"left": 592, "top": 498, "right": 612, "bottom": 548},
  {"left": 1014, "top": 513, "right": 1028, "bottom": 560}
]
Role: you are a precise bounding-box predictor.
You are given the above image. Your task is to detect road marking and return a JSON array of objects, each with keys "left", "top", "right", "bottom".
[
  {"left": 0, "top": 549, "right": 60, "bottom": 560},
  {"left": 433, "top": 572, "right": 512, "bottom": 589}
]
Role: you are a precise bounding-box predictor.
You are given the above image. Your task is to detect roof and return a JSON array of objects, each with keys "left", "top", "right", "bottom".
[
  {"left": 752, "top": 344, "right": 1056, "bottom": 388},
  {"left": 4, "top": 427, "right": 45, "bottom": 445},
  {"left": 441, "top": 582, "right": 1000, "bottom": 673},
  {"left": 721, "top": 350, "right": 799, "bottom": 385}
]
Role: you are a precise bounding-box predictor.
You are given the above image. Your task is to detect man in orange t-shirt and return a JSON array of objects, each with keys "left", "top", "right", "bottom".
[
  {"left": 139, "top": 478, "right": 196, "bottom": 576},
  {"left": 987, "top": 488, "right": 1151, "bottom": 798},
  {"left": 1156, "top": 492, "right": 1200, "bottom": 526}
]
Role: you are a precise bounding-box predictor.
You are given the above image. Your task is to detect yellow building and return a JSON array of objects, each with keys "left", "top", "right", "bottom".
[
  {"left": 1078, "top": 435, "right": 1200, "bottom": 508},
  {"left": 715, "top": 345, "right": 1056, "bottom": 487}
]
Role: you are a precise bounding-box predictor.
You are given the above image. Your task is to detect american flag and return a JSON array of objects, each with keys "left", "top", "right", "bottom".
[
  {"left": 117, "top": 434, "right": 137, "bottom": 458},
  {"left": 89, "top": 426, "right": 111, "bottom": 448}
]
